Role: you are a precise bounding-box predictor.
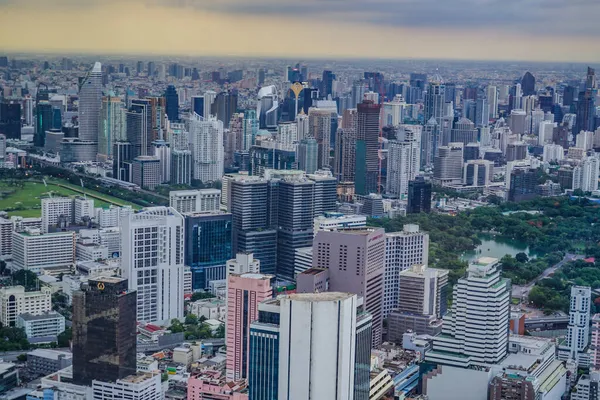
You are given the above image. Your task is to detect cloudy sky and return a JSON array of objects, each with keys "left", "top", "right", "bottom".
[{"left": 0, "top": 0, "right": 598, "bottom": 62}]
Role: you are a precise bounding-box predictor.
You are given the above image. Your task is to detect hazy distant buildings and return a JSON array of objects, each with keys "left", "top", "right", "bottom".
[{"left": 77, "top": 62, "right": 102, "bottom": 160}]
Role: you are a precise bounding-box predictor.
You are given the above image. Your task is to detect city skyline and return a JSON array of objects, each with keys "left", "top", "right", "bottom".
[{"left": 1, "top": 0, "right": 600, "bottom": 63}]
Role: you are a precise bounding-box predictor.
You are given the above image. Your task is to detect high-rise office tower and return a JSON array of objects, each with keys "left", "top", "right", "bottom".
[
  {"left": 77, "top": 62, "right": 102, "bottom": 160},
  {"left": 171, "top": 149, "right": 192, "bottom": 185},
  {"left": 257, "top": 86, "right": 279, "bottom": 130},
  {"left": 226, "top": 272, "right": 273, "bottom": 382},
  {"left": 508, "top": 167, "right": 538, "bottom": 202},
  {"left": 243, "top": 110, "right": 259, "bottom": 150},
  {"left": 424, "top": 82, "right": 446, "bottom": 127},
  {"left": 203, "top": 90, "right": 217, "bottom": 118},
  {"left": 164, "top": 85, "right": 179, "bottom": 122},
  {"left": 231, "top": 177, "right": 278, "bottom": 275},
  {"left": 191, "top": 96, "right": 204, "bottom": 117},
  {"left": 487, "top": 85, "right": 498, "bottom": 119},
  {"left": 576, "top": 88, "right": 596, "bottom": 134},
  {"left": 211, "top": 90, "right": 238, "bottom": 129},
  {"left": 322, "top": 70, "right": 335, "bottom": 98},
  {"left": 72, "top": 277, "right": 137, "bottom": 385},
  {"left": 355, "top": 100, "right": 381, "bottom": 195},
  {"left": 521, "top": 72, "right": 536, "bottom": 96},
  {"left": 464, "top": 142, "right": 480, "bottom": 162},
  {"left": 121, "top": 207, "right": 184, "bottom": 323},
  {"left": 505, "top": 142, "right": 528, "bottom": 162},
  {"left": 463, "top": 159, "right": 493, "bottom": 186},
  {"left": 385, "top": 138, "right": 420, "bottom": 198},
  {"left": 433, "top": 142, "right": 464, "bottom": 185},
  {"left": 127, "top": 99, "right": 153, "bottom": 158},
  {"left": 426, "top": 257, "right": 510, "bottom": 367},
  {"left": 189, "top": 114, "right": 224, "bottom": 183},
  {"left": 407, "top": 177, "right": 432, "bottom": 214},
  {"left": 98, "top": 96, "right": 124, "bottom": 160},
  {"left": 308, "top": 108, "right": 333, "bottom": 170},
  {"left": 450, "top": 117, "right": 478, "bottom": 144},
  {"left": 0, "top": 100, "right": 21, "bottom": 140},
  {"left": 563, "top": 286, "right": 591, "bottom": 360},
  {"left": 334, "top": 108, "right": 358, "bottom": 182},
  {"left": 421, "top": 117, "right": 439, "bottom": 168},
  {"left": 388, "top": 264, "right": 449, "bottom": 338},
  {"left": 313, "top": 228, "right": 386, "bottom": 347},
  {"left": 297, "top": 138, "right": 318, "bottom": 174},
  {"left": 474, "top": 97, "right": 489, "bottom": 127},
  {"left": 276, "top": 176, "right": 315, "bottom": 280},
  {"left": 184, "top": 211, "right": 232, "bottom": 290},
  {"left": 249, "top": 292, "right": 359, "bottom": 400},
  {"left": 147, "top": 61, "right": 155, "bottom": 77},
  {"left": 383, "top": 224, "right": 429, "bottom": 317}
]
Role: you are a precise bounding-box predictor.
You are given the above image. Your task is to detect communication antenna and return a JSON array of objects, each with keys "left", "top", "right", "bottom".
[{"left": 42, "top": 179, "right": 52, "bottom": 198}]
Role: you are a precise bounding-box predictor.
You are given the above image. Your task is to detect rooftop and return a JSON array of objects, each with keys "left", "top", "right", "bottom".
[
  {"left": 19, "top": 311, "right": 64, "bottom": 322},
  {"left": 28, "top": 349, "right": 72, "bottom": 360},
  {"left": 285, "top": 292, "right": 355, "bottom": 302}
]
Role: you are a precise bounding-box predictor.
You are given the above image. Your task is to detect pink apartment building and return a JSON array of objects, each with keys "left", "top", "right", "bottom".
[
  {"left": 226, "top": 273, "right": 274, "bottom": 381},
  {"left": 188, "top": 369, "right": 248, "bottom": 400}
]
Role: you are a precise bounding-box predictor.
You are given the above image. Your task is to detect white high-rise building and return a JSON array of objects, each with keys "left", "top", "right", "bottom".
[
  {"left": 189, "top": 114, "right": 224, "bottom": 183},
  {"left": 277, "top": 122, "right": 298, "bottom": 148},
  {"left": 169, "top": 189, "right": 221, "bottom": 213},
  {"left": 426, "top": 257, "right": 510, "bottom": 368},
  {"left": 383, "top": 225, "right": 429, "bottom": 317},
  {"left": 121, "top": 207, "right": 184, "bottom": 323},
  {"left": 565, "top": 286, "right": 591, "bottom": 359},
  {"left": 386, "top": 139, "right": 420, "bottom": 198},
  {"left": 573, "top": 156, "right": 600, "bottom": 193},
  {"left": 203, "top": 90, "right": 217, "bottom": 118},
  {"left": 576, "top": 130, "right": 595, "bottom": 151},
  {"left": 95, "top": 205, "right": 133, "bottom": 228},
  {"left": 77, "top": 62, "right": 102, "bottom": 160},
  {"left": 296, "top": 113, "right": 309, "bottom": 141},
  {"left": 73, "top": 197, "right": 94, "bottom": 225},
  {"left": 41, "top": 197, "right": 73, "bottom": 233},
  {"left": 486, "top": 85, "right": 498, "bottom": 119},
  {"left": 543, "top": 144, "right": 564, "bottom": 163},
  {"left": 538, "top": 120, "right": 556, "bottom": 145},
  {"left": 383, "top": 95, "right": 408, "bottom": 126},
  {"left": 92, "top": 373, "right": 162, "bottom": 400},
  {"left": 226, "top": 252, "right": 260, "bottom": 276},
  {"left": 99, "top": 96, "right": 125, "bottom": 160},
  {"left": 277, "top": 293, "right": 357, "bottom": 400}
]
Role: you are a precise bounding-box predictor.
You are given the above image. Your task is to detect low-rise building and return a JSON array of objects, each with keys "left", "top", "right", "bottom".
[
  {"left": 27, "top": 349, "right": 72, "bottom": 377},
  {"left": 187, "top": 369, "right": 248, "bottom": 400},
  {"left": 11, "top": 229, "right": 75, "bottom": 274},
  {"left": 0, "top": 286, "right": 52, "bottom": 326},
  {"left": 0, "top": 363, "right": 18, "bottom": 395},
  {"left": 92, "top": 373, "right": 162, "bottom": 400},
  {"left": 17, "top": 311, "right": 65, "bottom": 343},
  {"left": 188, "top": 298, "right": 226, "bottom": 321},
  {"left": 40, "top": 366, "right": 91, "bottom": 400}
]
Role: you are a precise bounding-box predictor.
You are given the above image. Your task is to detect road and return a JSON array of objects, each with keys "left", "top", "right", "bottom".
[
  {"left": 0, "top": 348, "right": 71, "bottom": 362},
  {"left": 512, "top": 253, "right": 583, "bottom": 299}
]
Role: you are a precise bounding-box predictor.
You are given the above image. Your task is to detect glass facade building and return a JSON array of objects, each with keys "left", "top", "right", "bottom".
[
  {"left": 249, "top": 304, "right": 281, "bottom": 400},
  {"left": 184, "top": 212, "right": 233, "bottom": 290},
  {"left": 72, "top": 277, "right": 137, "bottom": 386}
]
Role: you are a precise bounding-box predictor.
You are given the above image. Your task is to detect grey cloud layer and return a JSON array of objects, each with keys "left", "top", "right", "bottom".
[
  {"left": 167, "top": 0, "right": 599, "bottom": 35},
  {"left": 2, "top": 0, "right": 598, "bottom": 36}
]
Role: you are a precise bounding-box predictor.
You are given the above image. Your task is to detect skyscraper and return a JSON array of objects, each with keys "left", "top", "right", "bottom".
[
  {"left": 249, "top": 292, "right": 359, "bottom": 400},
  {"left": 121, "top": 207, "right": 184, "bottom": 323},
  {"left": 450, "top": 117, "right": 478, "bottom": 144},
  {"left": 203, "top": 90, "right": 217, "bottom": 118},
  {"left": 424, "top": 82, "right": 446, "bottom": 127},
  {"left": 385, "top": 138, "right": 420, "bottom": 198},
  {"left": 334, "top": 108, "right": 358, "bottom": 182},
  {"left": 313, "top": 228, "right": 386, "bottom": 347},
  {"left": 211, "top": 90, "right": 238, "bottom": 129},
  {"left": 433, "top": 142, "right": 464, "bottom": 185},
  {"left": 72, "top": 277, "right": 137, "bottom": 386},
  {"left": 226, "top": 272, "right": 273, "bottom": 382},
  {"left": 564, "top": 286, "right": 591, "bottom": 360},
  {"left": 189, "top": 114, "right": 224, "bottom": 183},
  {"left": 184, "top": 212, "right": 232, "bottom": 290},
  {"left": 426, "top": 257, "right": 510, "bottom": 367},
  {"left": 78, "top": 62, "right": 102, "bottom": 160},
  {"left": 231, "top": 177, "right": 278, "bottom": 275},
  {"left": 191, "top": 96, "right": 204, "bottom": 117},
  {"left": 308, "top": 107, "right": 333, "bottom": 170},
  {"left": 521, "top": 72, "right": 536, "bottom": 96},
  {"left": 0, "top": 100, "right": 21, "bottom": 140},
  {"left": 164, "top": 85, "right": 179, "bottom": 122},
  {"left": 276, "top": 176, "right": 315, "bottom": 280},
  {"left": 296, "top": 138, "right": 318, "bottom": 174},
  {"left": 127, "top": 99, "right": 153, "bottom": 158},
  {"left": 388, "top": 264, "right": 449, "bottom": 338},
  {"left": 383, "top": 224, "right": 430, "bottom": 317},
  {"left": 407, "top": 177, "right": 432, "bottom": 214},
  {"left": 355, "top": 100, "right": 381, "bottom": 195},
  {"left": 487, "top": 85, "right": 498, "bottom": 119},
  {"left": 321, "top": 70, "right": 335, "bottom": 98},
  {"left": 99, "top": 96, "right": 124, "bottom": 160}
]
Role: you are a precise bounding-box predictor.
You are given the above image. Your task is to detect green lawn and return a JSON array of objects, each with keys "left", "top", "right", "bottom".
[{"left": 0, "top": 180, "right": 140, "bottom": 218}]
